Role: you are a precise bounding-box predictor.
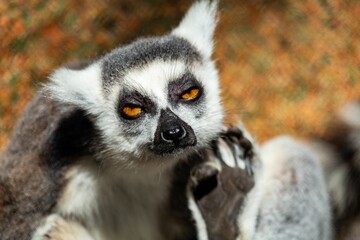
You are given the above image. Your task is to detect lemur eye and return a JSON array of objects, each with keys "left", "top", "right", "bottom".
[
  {"left": 181, "top": 87, "right": 200, "bottom": 101},
  {"left": 121, "top": 105, "right": 142, "bottom": 119}
]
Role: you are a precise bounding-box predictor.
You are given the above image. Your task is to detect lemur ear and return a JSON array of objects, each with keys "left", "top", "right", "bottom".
[
  {"left": 172, "top": 0, "right": 218, "bottom": 59},
  {"left": 45, "top": 63, "right": 104, "bottom": 114}
]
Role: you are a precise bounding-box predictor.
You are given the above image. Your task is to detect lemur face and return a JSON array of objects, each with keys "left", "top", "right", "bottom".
[
  {"left": 47, "top": 1, "right": 222, "bottom": 169},
  {"left": 101, "top": 36, "right": 222, "bottom": 156}
]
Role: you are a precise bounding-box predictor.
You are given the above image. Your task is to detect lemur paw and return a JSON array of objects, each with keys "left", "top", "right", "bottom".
[
  {"left": 190, "top": 126, "right": 255, "bottom": 198},
  {"left": 191, "top": 161, "right": 220, "bottom": 200},
  {"left": 215, "top": 126, "right": 254, "bottom": 176},
  {"left": 190, "top": 126, "right": 256, "bottom": 240}
]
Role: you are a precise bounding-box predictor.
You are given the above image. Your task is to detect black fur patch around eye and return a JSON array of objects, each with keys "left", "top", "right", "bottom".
[
  {"left": 117, "top": 91, "right": 157, "bottom": 121},
  {"left": 168, "top": 72, "right": 204, "bottom": 106}
]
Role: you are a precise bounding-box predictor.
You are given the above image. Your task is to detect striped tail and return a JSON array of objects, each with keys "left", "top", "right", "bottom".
[{"left": 309, "top": 101, "right": 360, "bottom": 239}]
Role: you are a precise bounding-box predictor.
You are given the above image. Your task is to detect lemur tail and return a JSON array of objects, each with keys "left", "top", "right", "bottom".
[{"left": 309, "top": 101, "right": 360, "bottom": 239}]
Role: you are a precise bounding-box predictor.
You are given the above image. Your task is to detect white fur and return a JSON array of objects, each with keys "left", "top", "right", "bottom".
[
  {"left": 38, "top": 2, "right": 224, "bottom": 240},
  {"left": 188, "top": 194, "right": 209, "bottom": 240},
  {"left": 237, "top": 124, "right": 263, "bottom": 240},
  {"left": 45, "top": 0, "right": 223, "bottom": 170},
  {"left": 47, "top": 58, "right": 222, "bottom": 171},
  {"left": 32, "top": 214, "right": 94, "bottom": 240},
  {"left": 328, "top": 164, "right": 348, "bottom": 215},
  {"left": 189, "top": 60, "right": 223, "bottom": 147},
  {"left": 238, "top": 173, "right": 264, "bottom": 240},
  {"left": 172, "top": 0, "right": 218, "bottom": 59},
  {"left": 96, "top": 60, "right": 189, "bottom": 164},
  {"left": 46, "top": 59, "right": 222, "bottom": 171},
  {"left": 100, "top": 59, "right": 222, "bottom": 167},
  {"left": 248, "top": 136, "right": 333, "bottom": 240},
  {"left": 204, "top": 148, "right": 223, "bottom": 171},
  {"left": 56, "top": 162, "right": 99, "bottom": 227},
  {"left": 120, "top": 60, "right": 187, "bottom": 109},
  {"left": 55, "top": 161, "right": 171, "bottom": 240},
  {"left": 47, "top": 63, "right": 104, "bottom": 115},
  {"left": 32, "top": 215, "right": 60, "bottom": 240},
  {"left": 233, "top": 144, "right": 246, "bottom": 169},
  {"left": 339, "top": 101, "right": 360, "bottom": 128},
  {"left": 218, "top": 138, "right": 237, "bottom": 167}
]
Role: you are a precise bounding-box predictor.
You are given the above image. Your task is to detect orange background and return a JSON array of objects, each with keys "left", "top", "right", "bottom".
[{"left": 1, "top": 0, "right": 359, "bottom": 151}]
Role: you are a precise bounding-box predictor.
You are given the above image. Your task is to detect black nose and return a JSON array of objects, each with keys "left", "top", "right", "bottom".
[
  {"left": 153, "top": 109, "right": 197, "bottom": 154},
  {"left": 161, "top": 124, "right": 186, "bottom": 142}
]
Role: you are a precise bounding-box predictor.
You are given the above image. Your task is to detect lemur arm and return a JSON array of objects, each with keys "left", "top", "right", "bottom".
[
  {"left": 189, "top": 127, "right": 256, "bottom": 240},
  {"left": 191, "top": 127, "right": 333, "bottom": 240}
]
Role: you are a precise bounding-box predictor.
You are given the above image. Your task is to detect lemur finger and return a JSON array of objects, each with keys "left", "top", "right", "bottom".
[
  {"left": 191, "top": 162, "right": 219, "bottom": 184},
  {"left": 213, "top": 138, "right": 237, "bottom": 167},
  {"left": 212, "top": 126, "right": 255, "bottom": 177},
  {"left": 190, "top": 161, "right": 220, "bottom": 201}
]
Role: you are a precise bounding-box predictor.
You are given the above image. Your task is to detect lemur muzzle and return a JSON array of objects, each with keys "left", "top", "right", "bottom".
[{"left": 153, "top": 109, "right": 197, "bottom": 154}]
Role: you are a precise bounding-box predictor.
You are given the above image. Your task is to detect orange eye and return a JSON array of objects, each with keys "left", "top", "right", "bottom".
[
  {"left": 181, "top": 88, "right": 200, "bottom": 101},
  {"left": 122, "top": 106, "right": 142, "bottom": 119}
]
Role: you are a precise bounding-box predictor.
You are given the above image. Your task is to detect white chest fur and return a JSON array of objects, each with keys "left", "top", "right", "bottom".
[{"left": 56, "top": 163, "right": 172, "bottom": 240}]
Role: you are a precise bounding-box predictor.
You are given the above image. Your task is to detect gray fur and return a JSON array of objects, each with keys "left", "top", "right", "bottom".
[
  {"left": 0, "top": 0, "right": 341, "bottom": 239},
  {"left": 308, "top": 101, "right": 360, "bottom": 240},
  {"left": 253, "top": 136, "right": 333, "bottom": 240},
  {"left": 0, "top": 93, "right": 80, "bottom": 240},
  {"left": 1, "top": 1, "right": 224, "bottom": 240},
  {"left": 101, "top": 36, "right": 201, "bottom": 89}
]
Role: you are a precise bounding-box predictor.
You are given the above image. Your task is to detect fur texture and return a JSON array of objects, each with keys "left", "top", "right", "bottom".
[
  {"left": 0, "top": 94, "right": 84, "bottom": 240},
  {"left": 0, "top": 1, "right": 341, "bottom": 240},
  {"left": 1, "top": 1, "right": 224, "bottom": 240},
  {"left": 308, "top": 101, "right": 360, "bottom": 240},
  {"left": 251, "top": 136, "right": 333, "bottom": 240}
]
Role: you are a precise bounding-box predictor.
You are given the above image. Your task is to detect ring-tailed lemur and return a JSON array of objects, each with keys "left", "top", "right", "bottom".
[
  {"left": 1, "top": 1, "right": 223, "bottom": 239},
  {"left": 0, "top": 1, "right": 335, "bottom": 240},
  {"left": 0, "top": 1, "right": 229, "bottom": 239}
]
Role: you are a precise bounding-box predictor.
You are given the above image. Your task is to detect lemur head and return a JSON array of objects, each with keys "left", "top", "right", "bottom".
[{"left": 47, "top": 1, "right": 223, "bottom": 170}]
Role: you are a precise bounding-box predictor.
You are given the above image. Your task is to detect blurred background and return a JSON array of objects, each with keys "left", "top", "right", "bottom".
[{"left": 1, "top": 0, "right": 359, "bottom": 151}]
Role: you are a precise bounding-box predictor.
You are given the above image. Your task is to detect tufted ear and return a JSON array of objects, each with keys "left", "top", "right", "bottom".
[
  {"left": 172, "top": 0, "right": 218, "bottom": 59},
  {"left": 45, "top": 62, "right": 104, "bottom": 114}
]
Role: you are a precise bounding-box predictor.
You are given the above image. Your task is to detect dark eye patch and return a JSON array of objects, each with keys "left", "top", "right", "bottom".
[
  {"left": 117, "top": 91, "right": 156, "bottom": 120},
  {"left": 168, "top": 72, "right": 204, "bottom": 105}
]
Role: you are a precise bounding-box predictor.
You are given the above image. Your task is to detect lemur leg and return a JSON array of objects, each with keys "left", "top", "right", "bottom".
[
  {"left": 251, "top": 136, "right": 333, "bottom": 240},
  {"left": 32, "top": 214, "right": 94, "bottom": 240}
]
